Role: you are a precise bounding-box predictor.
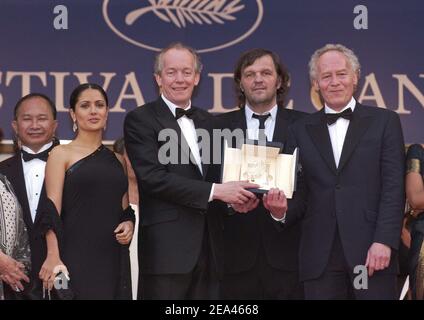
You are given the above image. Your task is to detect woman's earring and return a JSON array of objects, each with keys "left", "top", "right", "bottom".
[{"left": 72, "top": 122, "right": 78, "bottom": 132}]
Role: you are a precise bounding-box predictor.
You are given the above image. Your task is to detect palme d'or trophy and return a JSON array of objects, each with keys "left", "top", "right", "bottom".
[{"left": 221, "top": 140, "right": 298, "bottom": 198}]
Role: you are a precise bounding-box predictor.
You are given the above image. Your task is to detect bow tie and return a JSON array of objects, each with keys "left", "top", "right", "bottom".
[
  {"left": 21, "top": 146, "right": 53, "bottom": 162},
  {"left": 326, "top": 108, "right": 353, "bottom": 125},
  {"left": 175, "top": 107, "right": 196, "bottom": 120}
]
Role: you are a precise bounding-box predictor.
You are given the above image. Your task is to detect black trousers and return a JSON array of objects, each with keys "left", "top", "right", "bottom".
[
  {"left": 303, "top": 230, "right": 398, "bottom": 300},
  {"left": 140, "top": 225, "right": 219, "bottom": 300},
  {"left": 221, "top": 246, "right": 303, "bottom": 300}
]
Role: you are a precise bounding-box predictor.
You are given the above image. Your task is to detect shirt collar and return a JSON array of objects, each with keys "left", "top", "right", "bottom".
[
  {"left": 21, "top": 141, "right": 53, "bottom": 154},
  {"left": 161, "top": 94, "right": 192, "bottom": 118},
  {"left": 245, "top": 103, "right": 278, "bottom": 121},
  {"left": 325, "top": 97, "right": 356, "bottom": 114}
]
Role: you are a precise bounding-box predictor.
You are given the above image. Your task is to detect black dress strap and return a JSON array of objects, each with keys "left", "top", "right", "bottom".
[{"left": 66, "top": 145, "right": 105, "bottom": 175}]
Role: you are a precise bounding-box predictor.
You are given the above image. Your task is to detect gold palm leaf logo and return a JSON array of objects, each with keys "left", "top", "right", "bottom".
[
  {"left": 126, "top": 0, "right": 245, "bottom": 28},
  {"left": 102, "top": 0, "right": 263, "bottom": 53}
]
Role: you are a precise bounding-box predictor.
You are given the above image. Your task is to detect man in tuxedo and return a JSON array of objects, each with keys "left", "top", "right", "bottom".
[
  {"left": 0, "top": 93, "right": 58, "bottom": 299},
  {"left": 124, "top": 42, "right": 257, "bottom": 299},
  {"left": 278, "top": 44, "right": 405, "bottom": 299},
  {"left": 216, "top": 48, "right": 306, "bottom": 299}
]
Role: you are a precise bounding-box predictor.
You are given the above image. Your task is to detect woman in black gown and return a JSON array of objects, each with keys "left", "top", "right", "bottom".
[{"left": 39, "top": 83, "right": 134, "bottom": 299}]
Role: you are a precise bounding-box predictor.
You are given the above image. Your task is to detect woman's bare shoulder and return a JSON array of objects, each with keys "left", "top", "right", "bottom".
[{"left": 48, "top": 144, "right": 79, "bottom": 162}]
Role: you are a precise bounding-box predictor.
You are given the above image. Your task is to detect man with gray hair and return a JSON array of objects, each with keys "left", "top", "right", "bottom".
[
  {"left": 279, "top": 44, "right": 405, "bottom": 299},
  {"left": 124, "top": 42, "right": 258, "bottom": 299}
]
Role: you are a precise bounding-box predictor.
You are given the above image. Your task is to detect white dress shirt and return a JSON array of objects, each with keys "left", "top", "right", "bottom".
[
  {"left": 129, "top": 203, "right": 139, "bottom": 300},
  {"left": 162, "top": 94, "right": 214, "bottom": 201},
  {"left": 244, "top": 103, "right": 278, "bottom": 141},
  {"left": 244, "top": 104, "right": 285, "bottom": 222},
  {"left": 325, "top": 97, "right": 356, "bottom": 168},
  {"left": 21, "top": 141, "right": 53, "bottom": 222}
]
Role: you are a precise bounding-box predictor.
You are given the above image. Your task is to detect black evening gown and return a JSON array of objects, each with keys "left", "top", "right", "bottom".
[{"left": 61, "top": 145, "right": 130, "bottom": 299}]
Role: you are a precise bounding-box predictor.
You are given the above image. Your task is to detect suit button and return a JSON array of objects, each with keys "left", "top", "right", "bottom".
[{"left": 335, "top": 184, "right": 341, "bottom": 190}]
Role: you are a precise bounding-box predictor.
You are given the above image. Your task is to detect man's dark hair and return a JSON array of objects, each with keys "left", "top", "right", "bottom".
[
  {"left": 233, "top": 48, "right": 290, "bottom": 108},
  {"left": 14, "top": 93, "right": 57, "bottom": 120}
]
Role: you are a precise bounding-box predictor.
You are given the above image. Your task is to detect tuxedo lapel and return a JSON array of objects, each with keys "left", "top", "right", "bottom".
[
  {"left": 306, "top": 110, "right": 338, "bottom": 175},
  {"left": 191, "top": 107, "right": 210, "bottom": 179},
  {"left": 337, "top": 104, "right": 373, "bottom": 172},
  {"left": 154, "top": 97, "right": 185, "bottom": 148},
  {"left": 230, "top": 109, "right": 247, "bottom": 148},
  {"left": 33, "top": 183, "right": 47, "bottom": 226},
  {"left": 5, "top": 155, "right": 33, "bottom": 229},
  {"left": 232, "top": 109, "right": 248, "bottom": 132},
  {"left": 154, "top": 98, "right": 204, "bottom": 178},
  {"left": 272, "top": 107, "right": 290, "bottom": 143}
]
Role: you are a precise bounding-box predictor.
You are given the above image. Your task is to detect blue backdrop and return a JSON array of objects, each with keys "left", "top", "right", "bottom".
[{"left": 0, "top": 0, "right": 423, "bottom": 143}]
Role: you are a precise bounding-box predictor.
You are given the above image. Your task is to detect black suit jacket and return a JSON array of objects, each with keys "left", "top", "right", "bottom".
[
  {"left": 216, "top": 106, "right": 306, "bottom": 274},
  {"left": 286, "top": 103, "right": 405, "bottom": 281},
  {"left": 0, "top": 154, "right": 48, "bottom": 284},
  {"left": 124, "top": 97, "right": 223, "bottom": 277}
]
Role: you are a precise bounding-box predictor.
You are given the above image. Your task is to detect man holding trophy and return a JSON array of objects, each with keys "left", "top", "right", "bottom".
[{"left": 217, "top": 49, "right": 307, "bottom": 299}]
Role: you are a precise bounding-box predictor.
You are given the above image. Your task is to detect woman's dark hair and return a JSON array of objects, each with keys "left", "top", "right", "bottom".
[
  {"left": 69, "top": 83, "right": 109, "bottom": 110},
  {"left": 233, "top": 48, "right": 290, "bottom": 108},
  {"left": 113, "top": 137, "right": 125, "bottom": 155}
]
